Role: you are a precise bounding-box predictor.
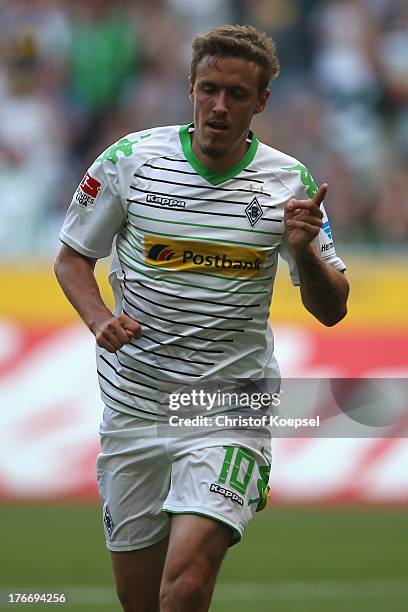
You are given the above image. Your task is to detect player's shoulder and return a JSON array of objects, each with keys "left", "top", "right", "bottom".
[
  {"left": 96, "top": 124, "right": 182, "bottom": 169},
  {"left": 255, "top": 140, "right": 317, "bottom": 198},
  {"left": 255, "top": 140, "right": 305, "bottom": 177}
]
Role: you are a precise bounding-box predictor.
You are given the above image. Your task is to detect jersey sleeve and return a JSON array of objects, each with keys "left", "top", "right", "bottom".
[
  {"left": 278, "top": 163, "right": 346, "bottom": 286},
  {"left": 59, "top": 157, "right": 125, "bottom": 259}
]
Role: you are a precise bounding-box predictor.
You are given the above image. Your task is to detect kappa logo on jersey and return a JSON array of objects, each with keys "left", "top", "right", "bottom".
[
  {"left": 146, "top": 194, "right": 186, "bottom": 208},
  {"left": 75, "top": 172, "right": 101, "bottom": 210},
  {"left": 209, "top": 483, "right": 244, "bottom": 506},
  {"left": 245, "top": 197, "right": 264, "bottom": 227},
  {"left": 144, "top": 236, "right": 266, "bottom": 278},
  {"left": 147, "top": 244, "right": 175, "bottom": 261}
]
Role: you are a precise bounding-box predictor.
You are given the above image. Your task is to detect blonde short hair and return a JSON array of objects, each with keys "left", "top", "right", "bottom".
[{"left": 190, "top": 24, "right": 280, "bottom": 92}]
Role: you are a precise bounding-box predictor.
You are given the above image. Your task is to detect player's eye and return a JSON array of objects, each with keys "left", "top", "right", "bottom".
[
  {"left": 230, "top": 89, "right": 249, "bottom": 100},
  {"left": 200, "top": 83, "right": 217, "bottom": 94}
]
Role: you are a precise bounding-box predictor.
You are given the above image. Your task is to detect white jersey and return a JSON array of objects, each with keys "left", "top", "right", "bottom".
[{"left": 60, "top": 124, "right": 346, "bottom": 420}]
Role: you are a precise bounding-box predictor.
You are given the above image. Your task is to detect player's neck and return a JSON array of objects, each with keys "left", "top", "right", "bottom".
[{"left": 191, "top": 136, "right": 249, "bottom": 174}]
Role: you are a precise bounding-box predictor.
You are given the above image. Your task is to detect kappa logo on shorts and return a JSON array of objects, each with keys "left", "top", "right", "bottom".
[
  {"left": 103, "top": 505, "right": 114, "bottom": 538},
  {"left": 75, "top": 172, "right": 101, "bottom": 210},
  {"left": 209, "top": 483, "right": 244, "bottom": 506}
]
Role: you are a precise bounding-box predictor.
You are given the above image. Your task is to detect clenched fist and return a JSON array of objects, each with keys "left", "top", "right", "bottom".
[{"left": 92, "top": 313, "right": 142, "bottom": 352}]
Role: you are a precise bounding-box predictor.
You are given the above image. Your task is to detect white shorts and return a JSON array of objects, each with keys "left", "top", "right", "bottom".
[{"left": 97, "top": 406, "right": 272, "bottom": 551}]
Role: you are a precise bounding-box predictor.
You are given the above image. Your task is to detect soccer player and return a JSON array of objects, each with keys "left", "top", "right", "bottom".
[{"left": 55, "top": 25, "right": 349, "bottom": 612}]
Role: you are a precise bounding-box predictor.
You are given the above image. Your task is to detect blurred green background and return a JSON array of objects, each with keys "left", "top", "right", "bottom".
[{"left": 1, "top": 505, "right": 407, "bottom": 611}]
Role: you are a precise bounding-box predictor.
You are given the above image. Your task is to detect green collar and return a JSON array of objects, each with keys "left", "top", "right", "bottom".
[{"left": 179, "top": 123, "right": 259, "bottom": 186}]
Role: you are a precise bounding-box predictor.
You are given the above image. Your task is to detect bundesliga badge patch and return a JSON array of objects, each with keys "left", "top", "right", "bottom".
[{"left": 75, "top": 172, "right": 101, "bottom": 210}]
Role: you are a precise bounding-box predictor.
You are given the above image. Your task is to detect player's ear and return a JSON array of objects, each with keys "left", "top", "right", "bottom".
[{"left": 254, "top": 88, "right": 270, "bottom": 115}]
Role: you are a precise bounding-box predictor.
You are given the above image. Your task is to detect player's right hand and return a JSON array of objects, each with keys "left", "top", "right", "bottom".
[{"left": 93, "top": 313, "right": 142, "bottom": 352}]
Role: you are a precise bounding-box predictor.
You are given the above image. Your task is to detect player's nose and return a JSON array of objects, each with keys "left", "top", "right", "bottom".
[{"left": 213, "top": 90, "right": 228, "bottom": 113}]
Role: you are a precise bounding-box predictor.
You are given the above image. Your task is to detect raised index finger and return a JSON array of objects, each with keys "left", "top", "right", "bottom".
[{"left": 313, "top": 183, "right": 328, "bottom": 207}]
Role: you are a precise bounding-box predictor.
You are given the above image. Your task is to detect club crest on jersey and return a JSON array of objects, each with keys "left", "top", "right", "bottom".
[
  {"left": 103, "top": 505, "right": 114, "bottom": 538},
  {"left": 75, "top": 172, "right": 101, "bottom": 210},
  {"left": 245, "top": 197, "right": 264, "bottom": 227}
]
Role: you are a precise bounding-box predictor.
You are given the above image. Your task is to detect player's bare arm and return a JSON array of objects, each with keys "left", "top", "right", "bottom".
[
  {"left": 54, "top": 244, "right": 141, "bottom": 352},
  {"left": 284, "top": 183, "right": 349, "bottom": 326}
]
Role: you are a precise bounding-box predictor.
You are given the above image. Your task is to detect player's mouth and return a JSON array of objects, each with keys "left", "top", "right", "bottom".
[{"left": 206, "top": 120, "right": 229, "bottom": 133}]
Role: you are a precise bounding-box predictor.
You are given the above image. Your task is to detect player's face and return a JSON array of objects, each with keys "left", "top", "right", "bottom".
[{"left": 189, "top": 56, "right": 270, "bottom": 168}]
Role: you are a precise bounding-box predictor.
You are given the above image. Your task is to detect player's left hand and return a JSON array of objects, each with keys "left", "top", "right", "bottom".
[{"left": 284, "top": 183, "right": 327, "bottom": 254}]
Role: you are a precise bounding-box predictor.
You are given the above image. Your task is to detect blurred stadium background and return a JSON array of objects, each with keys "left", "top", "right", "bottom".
[{"left": 0, "top": 0, "right": 407, "bottom": 610}]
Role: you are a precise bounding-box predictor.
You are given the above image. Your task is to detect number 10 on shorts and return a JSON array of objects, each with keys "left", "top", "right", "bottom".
[
  {"left": 218, "top": 446, "right": 256, "bottom": 495},
  {"left": 218, "top": 446, "right": 271, "bottom": 510}
]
